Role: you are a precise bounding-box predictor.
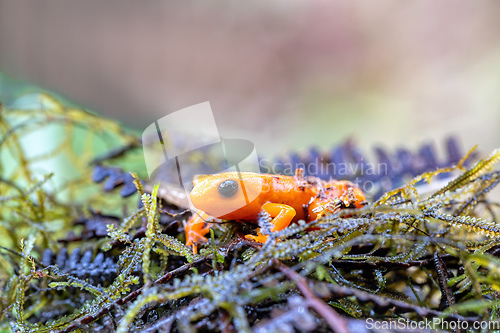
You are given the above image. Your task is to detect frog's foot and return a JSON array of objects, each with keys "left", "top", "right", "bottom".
[
  {"left": 244, "top": 230, "right": 269, "bottom": 243},
  {"left": 186, "top": 230, "right": 209, "bottom": 254},
  {"left": 185, "top": 213, "right": 211, "bottom": 254}
]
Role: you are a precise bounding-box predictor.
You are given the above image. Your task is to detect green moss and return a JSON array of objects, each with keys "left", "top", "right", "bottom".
[{"left": 1, "top": 89, "right": 500, "bottom": 332}]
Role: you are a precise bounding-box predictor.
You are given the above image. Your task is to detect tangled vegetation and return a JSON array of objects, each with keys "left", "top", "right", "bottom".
[{"left": 1, "top": 89, "right": 500, "bottom": 332}]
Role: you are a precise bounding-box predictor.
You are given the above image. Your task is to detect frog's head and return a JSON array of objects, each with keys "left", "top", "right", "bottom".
[{"left": 189, "top": 172, "right": 264, "bottom": 218}]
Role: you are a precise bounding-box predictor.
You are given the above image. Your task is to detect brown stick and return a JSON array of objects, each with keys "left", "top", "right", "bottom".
[{"left": 275, "top": 260, "right": 349, "bottom": 333}]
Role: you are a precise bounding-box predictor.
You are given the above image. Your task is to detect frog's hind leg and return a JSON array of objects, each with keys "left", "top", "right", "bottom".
[
  {"left": 326, "top": 180, "right": 367, "bottom": 208},
  {"left": 245, "top": 203, "right": 296, "bottom": 243},
  {"left": 310, "top": 182, "right": 367, "bottom": 220},
  {"left": 311, "top": 198, "right": 343, "bottom": 219}
]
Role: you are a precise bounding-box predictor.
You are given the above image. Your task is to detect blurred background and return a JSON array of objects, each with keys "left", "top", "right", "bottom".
[{"left": 1, "top": 0, "right": 499, "bottom": 159}]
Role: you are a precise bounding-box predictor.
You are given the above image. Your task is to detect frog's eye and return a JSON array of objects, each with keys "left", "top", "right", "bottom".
[{"left": 217, "top": 180, "right": 239, "bottom": 198}]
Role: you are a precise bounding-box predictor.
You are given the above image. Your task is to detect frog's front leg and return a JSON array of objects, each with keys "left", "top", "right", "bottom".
[
  {"left": 245, "top": 203, "right": 296, "bottom": 243},
  {"left": 185, "top": 211, "right": 212, "bottom": 254}
]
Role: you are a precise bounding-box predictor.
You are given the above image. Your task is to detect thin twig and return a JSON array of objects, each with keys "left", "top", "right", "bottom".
[{"left": 275, "top": 260, "right": 349, "bottom": 333}]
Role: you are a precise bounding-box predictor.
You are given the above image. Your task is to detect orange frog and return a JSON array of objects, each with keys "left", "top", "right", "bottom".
[{"left": 185, "top": 169, "right": 366, "bottom": 253}]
